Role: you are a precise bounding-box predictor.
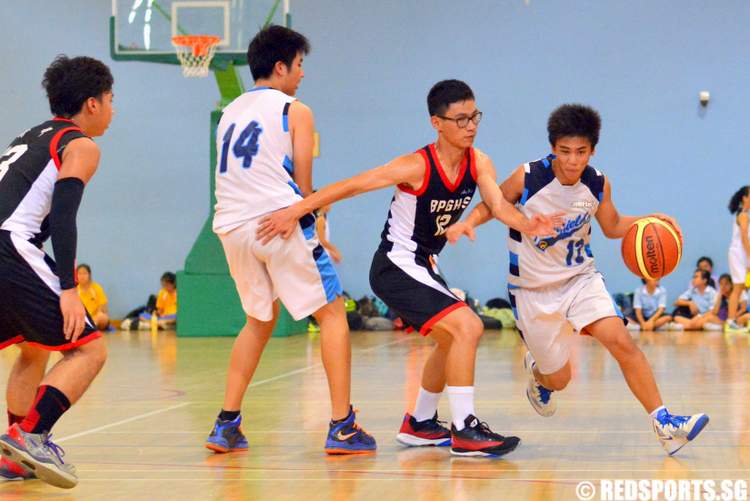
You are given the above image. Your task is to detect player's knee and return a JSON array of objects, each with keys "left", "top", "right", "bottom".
[
  {"left": 452, "top": 315, "right": 483, "bottom": 345},
  {"left": 611, "top": 329, "right": 638, "bottom": 357},
  {"left": 77, "top": 338, "right": 108, "bottom": 368}
]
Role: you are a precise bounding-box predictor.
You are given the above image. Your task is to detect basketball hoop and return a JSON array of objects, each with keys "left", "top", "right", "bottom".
[{"left": 172, "top": 35, "right": 221, "bottom": 77}]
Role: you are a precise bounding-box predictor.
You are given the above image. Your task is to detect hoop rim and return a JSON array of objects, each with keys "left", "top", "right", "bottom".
[{"left": 171, "top": 35, "right": 221, "bottom": 48}]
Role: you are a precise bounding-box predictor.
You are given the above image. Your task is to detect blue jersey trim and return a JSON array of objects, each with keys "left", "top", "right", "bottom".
[
  {"left": 522, "top": 156, "right": 556, "bottom": 206},
  {"left": 282, "top": 102, "right": 291, "bottom": 132},
  {"left": 282, "top": 155, "right": 294, "bottom": 175}
]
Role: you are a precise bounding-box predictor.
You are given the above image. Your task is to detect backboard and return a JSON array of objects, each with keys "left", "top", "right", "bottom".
[{"left": 111, "top": 0, "right": 290, "bottom": 68}]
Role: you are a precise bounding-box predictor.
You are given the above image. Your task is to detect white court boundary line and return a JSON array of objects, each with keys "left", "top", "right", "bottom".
[
  {"left": 56, "top": 336, "right": 411, "bottom": 444},
  {"left": 56, "top": 402, "right": 192, "bottom": 444}
]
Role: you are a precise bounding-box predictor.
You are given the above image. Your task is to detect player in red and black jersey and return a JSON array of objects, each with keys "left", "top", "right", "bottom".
[
  {"left": 0, "top": 56, "right": 113, "bottom": 488},
  {"left": 257, "top": 80, "right": 560, "bottom": 457}
]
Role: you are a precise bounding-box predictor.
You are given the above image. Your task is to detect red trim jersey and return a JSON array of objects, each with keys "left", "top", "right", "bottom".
[
  {"left": 379, "top": 143, "right": 477, "bottom": 257},
  {"left": 0, "top": 118, "right": 86, "bottom": 247}
]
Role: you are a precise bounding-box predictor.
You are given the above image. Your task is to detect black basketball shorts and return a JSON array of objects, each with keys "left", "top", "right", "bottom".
[
  {"left": 0, "top": 231, "right": 101, "bottom": 351},
  {"left": 369, "top": 248, "right": 467, "bottom": 335}
]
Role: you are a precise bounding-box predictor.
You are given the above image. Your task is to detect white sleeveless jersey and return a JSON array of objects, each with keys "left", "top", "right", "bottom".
[
  {"left": 213, "top": 87, "right": 302, "bottom": 234},
  {"left": 507, "top": 155, "right": 605, "bottom": 289},
  {"left": 729, "top": 211, "right": 750, "bottom": 256}
]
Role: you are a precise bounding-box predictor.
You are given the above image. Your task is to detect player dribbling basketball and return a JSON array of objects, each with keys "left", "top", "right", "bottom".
[{"left": 448, "top": 104, "right": 709, "bottom": 455}]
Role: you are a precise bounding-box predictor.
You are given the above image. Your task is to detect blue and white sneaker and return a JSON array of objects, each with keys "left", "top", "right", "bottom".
[
  {"left": 524, "top": 351, "right": 556, "bottom": 417},
  {"left": 652, "top": 408, "right": 709, "bottom": 455},
  {"left": 325, "top": 406, "right": 376, "bottom": 455},
  {"left": 205, "top": 415, "right": 249, "bottom": 453}
]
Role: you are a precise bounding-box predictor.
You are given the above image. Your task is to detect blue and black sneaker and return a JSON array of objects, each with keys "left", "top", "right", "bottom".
[
  {"left": 205, "top": 415, "right": 249, "bottom": 453},
  {"left": 325, "top": 406, "right": 376, "bottom": 455}
]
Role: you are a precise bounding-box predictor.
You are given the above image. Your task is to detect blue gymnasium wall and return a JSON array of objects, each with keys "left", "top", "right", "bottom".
[{"left": 1, "top": 1, "right": 748, "bottom": 316}]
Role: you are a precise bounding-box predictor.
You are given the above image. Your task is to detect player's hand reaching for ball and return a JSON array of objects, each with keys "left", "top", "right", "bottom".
[
  {"left": 60, "top": 288, "right": 87, "bottom": 343},
  {"left": 445, "top": 222, "right": 476, "bottom": 244},
  {"left": 522, "top": 212, "right": 563, "bottom": 237},
  {"left": 257, "top": 206, "right": 301, "bottom": 244}
]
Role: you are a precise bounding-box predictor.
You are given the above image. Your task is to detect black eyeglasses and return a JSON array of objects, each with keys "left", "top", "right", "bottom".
[{"left": 437, "top": 111, "right": 483, "bottom": 128}]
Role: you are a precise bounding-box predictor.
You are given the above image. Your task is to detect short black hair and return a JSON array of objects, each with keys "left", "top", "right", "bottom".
[
  {"left": 427, "top": 80, "right": 475, "bottom": 117},
  {"left": 696, "top": 256, "right": 713, "bottom": 268},
  {"left": 42, "top": 55, "right": 113, "bottom": 118},
  {"left": 161, "top": 272, "right": 176, "bottom": 286},
  {"left": 719, "top": 273, "right": 732, "bottom": 284},
  {"left": 246, "top": 25, "right": 310, "bottom": 81},
  {"left": 547, "top": 104, "right": 601, "bottom": 148},
  {"left": 77, "top": 263, "right": 91, "bottom": 275},
  {"left": 694, "top": 269, "right": 711, "bottom": 284}
]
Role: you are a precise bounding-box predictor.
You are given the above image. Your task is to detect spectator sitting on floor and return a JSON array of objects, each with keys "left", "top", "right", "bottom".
[
  {"left": 673, "top": 269, "right": 719, "bottom": 331},
  {"left": 76, "top": 263, "right": 109, "bottom": 330},
  {"left": 627, "top": 278, "right": 672, "bottom": 332},
  {"left": 704, "top": 273, "right": 747, "bottom": 326},
  {"left": 687, "top": 256, "right": 718, "bottom": 289},
  {"left": 139, "top": 272, "right": 177, "bottom": 329}
]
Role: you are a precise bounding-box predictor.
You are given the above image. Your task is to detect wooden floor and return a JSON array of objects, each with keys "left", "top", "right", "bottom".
[{"left": 0, "top": 328, "right": 747, "bottom": 500}]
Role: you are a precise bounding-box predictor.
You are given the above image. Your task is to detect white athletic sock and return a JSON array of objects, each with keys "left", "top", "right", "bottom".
[
  {"left": 650, "top": 405, "right": 666, "bottom": 419},
  {"left": 412, "top": 387, "right": 442, "bottom": 422},
  {"left": 447, "top": 386, "right": 475, "bottom": 430}
]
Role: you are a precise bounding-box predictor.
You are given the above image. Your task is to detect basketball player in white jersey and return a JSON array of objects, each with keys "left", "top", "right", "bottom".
[
  {"left": 0, "top": 56, "right": 113, "bottom": 488},
  {"left": 256, "top": 80, "right": 561, "bottom": 457},
  {"left": 724, "top": 186, "right": 750, "bottom": 333},
  {"left": 448, "top": 104, "right": 709, "bottom": 456},
  {"left": 206, "top": 26, "right": 375, "bottom": 455}
]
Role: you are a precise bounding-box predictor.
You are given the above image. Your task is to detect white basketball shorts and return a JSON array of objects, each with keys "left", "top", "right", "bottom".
[
  {"left": 508, "top": 271, "right": 623, "bottom": 374},
  {"left": 218, "top": 213, "right": 342, "bottom": 322}
]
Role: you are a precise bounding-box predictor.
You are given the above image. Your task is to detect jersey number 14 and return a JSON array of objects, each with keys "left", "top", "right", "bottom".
[{"left": 218, "top": 121, "right": 263, "bottom": 174}]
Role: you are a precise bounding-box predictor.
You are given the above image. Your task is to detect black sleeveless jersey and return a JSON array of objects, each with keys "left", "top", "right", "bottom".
[
  {"left": 0, "top": 118, "right": 87, "bottom": 246},
  {"left": 379, "top": 143, "right": 477, "bottom": 256}
]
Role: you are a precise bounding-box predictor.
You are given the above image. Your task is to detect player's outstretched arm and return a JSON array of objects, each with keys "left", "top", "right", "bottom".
[
  {"left": 447, "top": 164, "right": 560, "bottom": 244},
  {"left": 474, "top": 155, "right": 559, "bottom": 237},
  {"left": 446, "top": 164, "right": 522, "bottom": 244},
  {"left": 596, "top": 177, "right": 683, "bottom": 240},
  {"left": 256, "top": 153, "right": 425, "bottom": 243},
  {"left": 53, "top": 137, "right": 100, "bottom": 342}
]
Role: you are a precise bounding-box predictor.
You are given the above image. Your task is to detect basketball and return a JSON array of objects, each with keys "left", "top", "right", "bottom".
[{"left": 621, "top": 217, "right": 682, "bottom": 279}]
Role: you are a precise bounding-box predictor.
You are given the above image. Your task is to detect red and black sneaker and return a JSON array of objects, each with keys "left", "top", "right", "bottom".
[
  {"left": 450, "top": 415, "right": 520, "bottom": 457},
  {"left": 396, "top": 413, "right": 451, "bottom": 447}
]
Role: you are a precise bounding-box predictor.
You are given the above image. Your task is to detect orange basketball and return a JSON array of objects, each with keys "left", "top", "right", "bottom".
[{"left": 621, "top": 217, "right": 682, "bottom": 279}]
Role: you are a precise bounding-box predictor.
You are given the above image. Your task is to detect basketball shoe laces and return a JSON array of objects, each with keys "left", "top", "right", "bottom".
[
  {"left": 348, "top": 408, "right": 370, "bottom": 438},
  {"left": 42, "top": 433, "right": 66, "bottom": 464},
  {"left": 659, "top": 411, "right": 690, "bottom": 430},
  {"left": 470, "top": 419, "right": 502, "bottom": 440}
]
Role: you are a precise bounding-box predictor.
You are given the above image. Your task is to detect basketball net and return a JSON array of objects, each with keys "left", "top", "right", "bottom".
[{"left": 172, "top": 35, "right": 221, "bottom": 77}]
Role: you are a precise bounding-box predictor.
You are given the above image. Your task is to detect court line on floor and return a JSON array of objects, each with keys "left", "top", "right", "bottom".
[
  {"left": 246, "top": 337, "right": 410, "bottom": 388},
  {"left": 56, "top": 337, "right": 409, "bottom": 444},
  {"left": 56, "top": 402, "right": 192, "bottom": 444}
]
